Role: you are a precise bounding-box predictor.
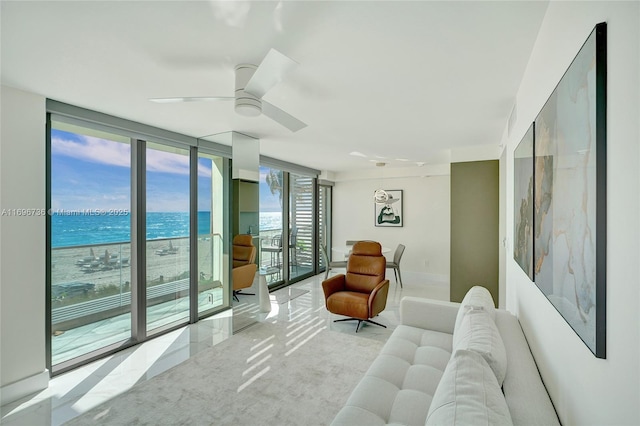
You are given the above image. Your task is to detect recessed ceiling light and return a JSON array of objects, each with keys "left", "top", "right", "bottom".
[
  {"left": 395, "top": 158, "right": 409, "bottom": 162},
  {"left": 416, "top": 162, "right": 426, "bottom": 167}
]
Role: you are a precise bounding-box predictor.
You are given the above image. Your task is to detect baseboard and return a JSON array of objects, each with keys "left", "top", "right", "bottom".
[{"left": 1, "top": 369, "right": 49, "bottom": 406}]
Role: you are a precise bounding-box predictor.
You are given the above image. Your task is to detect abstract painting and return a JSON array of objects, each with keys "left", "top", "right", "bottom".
[
  {"left": 533, "top": 23, "right": 607, "bottom": 358},
  {"left": 374, "top": 190, "right": 403, "bottom": 227},
  {"left": 514, "top": 123, "right": 534, "bottom": 279}
]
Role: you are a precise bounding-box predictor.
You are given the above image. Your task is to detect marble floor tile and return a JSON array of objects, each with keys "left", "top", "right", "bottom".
[{"left": 1, "top": 273, "right": 448, "bottom": 425}]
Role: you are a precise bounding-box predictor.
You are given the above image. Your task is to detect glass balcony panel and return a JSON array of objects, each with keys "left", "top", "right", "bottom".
[
  {"left": 145, "top": 143, "right": 190, "bottom": 332},
  {"left": 50, "top": 122, "right": 132, "bottom": 366}
]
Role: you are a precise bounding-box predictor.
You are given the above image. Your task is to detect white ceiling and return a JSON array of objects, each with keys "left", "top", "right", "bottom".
[{"left": 1, "top": 1, "right": 548, "bottom": 173}]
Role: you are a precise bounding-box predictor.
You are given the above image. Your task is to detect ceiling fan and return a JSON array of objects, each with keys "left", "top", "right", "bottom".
[{"left": 150, "top": 48, "right": 307, "bottom": 132}]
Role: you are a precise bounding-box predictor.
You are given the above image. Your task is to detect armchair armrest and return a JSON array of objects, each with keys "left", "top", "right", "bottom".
[
  {"left": 322, "top": 274, "right": 346, "bottom": 299},
  {"left": 400, "top": 297, "right": 460, "bottom": 334},
  {"left": 368, "top": 279, "right": 390, "bottom": 317}
]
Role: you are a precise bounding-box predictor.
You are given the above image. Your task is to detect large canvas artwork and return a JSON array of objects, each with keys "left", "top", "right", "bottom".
[
  {"left": 513, "top": 123, "right": 534, "bottom": 279},
  {"left": 533, "top": 23, "right": 607, "bottom": 358}
]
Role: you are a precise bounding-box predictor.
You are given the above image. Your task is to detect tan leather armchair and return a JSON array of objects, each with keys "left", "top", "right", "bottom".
[
  {"left": 232, "top": 235, "right": 257, "bottom": 301},
  {"left": 322, "top": 241, "right": 390, "bottom": 332}
]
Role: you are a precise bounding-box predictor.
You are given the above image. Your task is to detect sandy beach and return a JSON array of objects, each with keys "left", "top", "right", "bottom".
[{"left": 51, "top": 237, "right": 219, "bottom": 292}]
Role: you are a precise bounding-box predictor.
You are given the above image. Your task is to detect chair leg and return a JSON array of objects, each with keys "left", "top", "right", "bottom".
[
  {"left": 234, "top": 290, "right": 255, "bottom": 302},
  {"left": 333, "top": 318, "right": 362, "bottom": 332},
  {"left": 396, "top": 267, "right": 403, "bottom": 288},
  {"left": 324, "top": 266, "right": 330, "bottom": 280},
  {"left": 393, "top": 268, "right": 398, "bottom": 282},
  {"left": 333, "top": 317, "right": 387, "bottom": 333},
  {"left": 364, "top": 319, "right": 387, "bottom": 329}
]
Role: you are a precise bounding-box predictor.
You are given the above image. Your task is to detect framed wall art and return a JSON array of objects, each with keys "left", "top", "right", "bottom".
[
  {"left": 533, "top": 22, "right": 607, "bottom": 358},
  {"left": 514, "top": 122, "right": 535, "bottom": 280},
  {"left": 374, "top": 190, "right": 403, "bottom": 227}
]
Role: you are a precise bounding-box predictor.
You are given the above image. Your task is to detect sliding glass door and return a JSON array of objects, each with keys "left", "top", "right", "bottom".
[
  {"left": 50, "top": 120, "right": 133, "bottom": 366},
  {"left": 145, "top": 143, "right": 191, "bottom": 333},
  {"left": 289, "top": 173, "right": 314, "bottom": 280},
  {"left": 48, "top": 106, "right": 324, "bottom": 373},
  {"left": 48, "top": 112, "right": 231, "bottom": 373},
  {"left": 318, "top": 184, "right": 331, "bottom": 273},
  {"left": 258, "top": 166, "right": 284, "bottom": 286},
  {"left": 197, "top": 153, "right": 227, "bottom": 316}
]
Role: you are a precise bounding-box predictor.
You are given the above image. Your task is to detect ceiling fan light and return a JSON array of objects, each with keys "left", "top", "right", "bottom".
[{"left": 235, "top": 98, "right": 262, "bottom": 117}]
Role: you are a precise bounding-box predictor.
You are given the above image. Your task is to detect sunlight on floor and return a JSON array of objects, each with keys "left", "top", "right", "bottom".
[{"left": 1, "top": 273, "right": 448, "bottom": 425}]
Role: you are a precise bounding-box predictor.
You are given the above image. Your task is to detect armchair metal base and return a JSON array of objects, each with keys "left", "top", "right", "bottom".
[
  {"left": 233, "top": 290, "right": 255, "bottom": 302},
  {"left": 333, "top": 317, "right": 387, "bottom": 333}
]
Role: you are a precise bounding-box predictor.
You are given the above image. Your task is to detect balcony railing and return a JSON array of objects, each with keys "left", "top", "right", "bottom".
[{"left": 51, "top": 234, "right": 223, "bottom": 331}]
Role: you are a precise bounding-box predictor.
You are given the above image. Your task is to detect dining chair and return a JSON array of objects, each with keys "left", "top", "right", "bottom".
[
  {"left": 386, "top": 244, "right": 406, "bottom": 288},
  {"left": 261, "top": 234, "right": 283, "bottom": 267},
  {"left": 320, "top": 244, "right": 347, "bottom": 280},
  {"left": 343, "top": 240, "right": 359, "bottom": 259}
]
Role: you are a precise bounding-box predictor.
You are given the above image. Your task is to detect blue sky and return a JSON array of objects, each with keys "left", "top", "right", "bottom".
[
  {"left": 51, "top": 129, "right": 282, "bottom": 213},
  {"left": 259, "top": 166, "right": 283, "bottom": 212}
]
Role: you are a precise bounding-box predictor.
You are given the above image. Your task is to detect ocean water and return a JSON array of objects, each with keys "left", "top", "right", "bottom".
[{"left": 51, "top": 211, "right": 282, "bottom": 248}]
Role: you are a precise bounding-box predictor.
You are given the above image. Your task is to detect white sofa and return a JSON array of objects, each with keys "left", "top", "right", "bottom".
[{"left": 332, "top": 287, "right": 559, "bottom": 426}]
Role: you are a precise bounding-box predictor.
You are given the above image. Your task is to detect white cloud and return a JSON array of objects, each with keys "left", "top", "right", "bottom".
[
  {"left": 146, "top": 148, "right": 189, "bottom": 175},
  {"left": 52, "top": 135, "right": 130, "bottom": 167},
  {"left": 198, "top": 162, "right": 212, "bottom": 178},
  {"left": 52, "top": 134, "right": 201, "bottom": 176}
]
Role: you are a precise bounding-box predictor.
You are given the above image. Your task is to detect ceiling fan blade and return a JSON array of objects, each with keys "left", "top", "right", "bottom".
[
  {"left": 244, "top": 49, "right": 298, "bottom": 99},
  {"left": 262, "top": 101, "right": 307, "bottom": 132},
  {"left": 150, "top": 96, "right": 233, "bottom": 103}
]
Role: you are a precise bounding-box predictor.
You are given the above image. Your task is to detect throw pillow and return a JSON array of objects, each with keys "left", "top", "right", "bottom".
[
  {"left": 454, "top": 285, "right": 497, "bottom": 334},
  {"left": 426, "top": 349, "right": 513, "bottom": 426},
  {"left": 452, "top": 308, "right": 507, "bottom": 386}
]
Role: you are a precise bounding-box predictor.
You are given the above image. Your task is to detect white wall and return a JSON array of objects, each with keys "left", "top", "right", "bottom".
[
  {"left": 332, "top": 168, "right": 450, "bottom": 284},
  {"left": 503, "top": 2, "right": 640, "bottom": 424},
  {"left": 0, "top": 86, "right": 49, "bottom": 402}
]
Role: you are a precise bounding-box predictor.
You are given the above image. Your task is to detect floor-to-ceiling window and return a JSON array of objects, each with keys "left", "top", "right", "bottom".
[
  {"left": 145, "top": 143, "right": 191, "bottom": 333},
  {"left": 289, "top": 173, "right": 314, "bottom": 280},
  {"left": 50, "top": 120, "right": 133, "bottom": 366},
  {"left": 318, "top": 183, "right": 332, "bottom": 273},
  {"left": 257, "top": 163, "right": 321, "bottom": 287},
  {"left": 258, "top": 166, "right": 284, "bottom": 286},
  {"left": 197, "top": 153, "right": 226, "bottom": 316},
  {"left": 47, "top": 104, "right": 231, "bottom": 373},
  {"left": 48, "top": 104, "right": 327, "bottom": 372}
]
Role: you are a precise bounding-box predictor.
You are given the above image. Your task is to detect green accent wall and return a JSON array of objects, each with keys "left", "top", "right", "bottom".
[{"left": 450, "top": 160, "right": 499, "bottom": 306}]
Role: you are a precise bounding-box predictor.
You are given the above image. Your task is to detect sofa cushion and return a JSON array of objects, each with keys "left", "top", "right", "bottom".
[
  {"left": 452, "top": 309, "right": 507, "bottom": 386},
  {"left": 426, "top": 349, "right": 513, "bottom": 426},
  {"left": 454, "top": 286, "right": 496, "bottom": 334},
  {"left": 331, "top": 325, "right": 453, "bottom": 426}
]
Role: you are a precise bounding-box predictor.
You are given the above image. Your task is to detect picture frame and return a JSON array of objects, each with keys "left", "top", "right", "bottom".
[
  {"left": 374, "top": 190, "right": 403, "bottom": 227},
  {"left": 513, "top": 122, "right": 534, "bottom": 280},
  {"left": 532, "top": 23, "right": 607, "bottom": 358}
]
